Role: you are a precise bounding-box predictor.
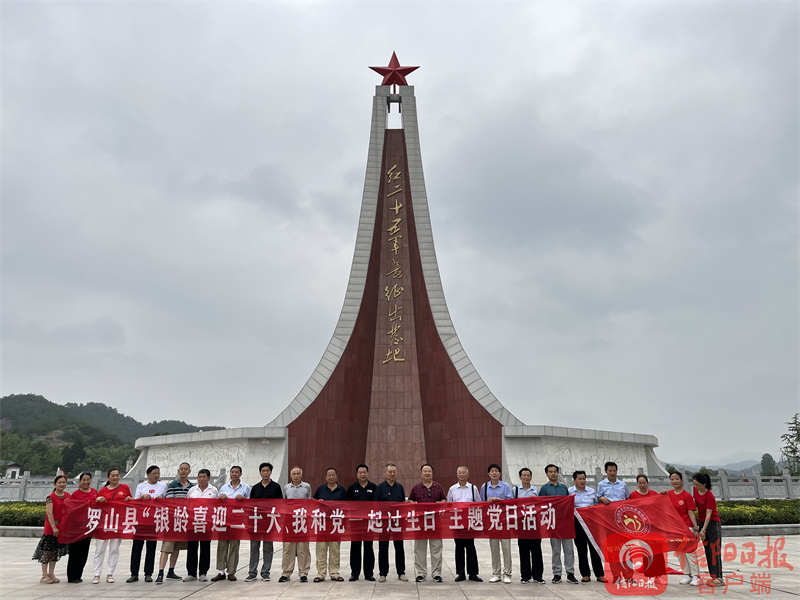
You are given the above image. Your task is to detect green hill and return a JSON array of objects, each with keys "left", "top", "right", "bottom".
[{"left": 0, "top": 394, "right": 224, "bottom": 476}]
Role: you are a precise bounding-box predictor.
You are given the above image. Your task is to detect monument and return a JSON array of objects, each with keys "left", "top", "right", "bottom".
[{"left": 128, "top": 54, "right": 666, "bottom": 490}]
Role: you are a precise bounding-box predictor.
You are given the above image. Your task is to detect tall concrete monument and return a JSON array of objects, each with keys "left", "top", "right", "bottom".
[{"left": 129, "top": 54, "right": 666, "bottom": 490}]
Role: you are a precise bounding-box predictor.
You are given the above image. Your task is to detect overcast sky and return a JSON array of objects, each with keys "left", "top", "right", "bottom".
[{"left": 2, "top": 1, "right": 797, "bottom": 466}]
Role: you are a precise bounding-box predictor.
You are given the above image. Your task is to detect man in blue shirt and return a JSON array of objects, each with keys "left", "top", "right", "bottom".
[
  {"left": 480, "top": 463, "right": 513, "bottom": 583},
  {"left": 597, "top": 461, "right": 630, "bottom": 504},
  {"left": 539, "top": 464, "right": 578, "bottom": 584}
]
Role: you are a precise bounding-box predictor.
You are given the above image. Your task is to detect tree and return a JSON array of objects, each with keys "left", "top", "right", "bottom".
[
  {"left": 780, "top": 413, "right": 800, "bottom": 475},
  {"left": 665, "top": 464, "right": 678, "bottom": 474},
  {"left": 760, "top": 453, "right": 779, "bottom": 476}
]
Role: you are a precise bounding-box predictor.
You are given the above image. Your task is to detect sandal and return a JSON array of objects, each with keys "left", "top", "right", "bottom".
[
  {"left": 332, "top": 576, "right": 344, "bottom": 581},
  {"left": 581, "top": 576, "right": 591, "bottom": 582},
  {"left": 40, "top": 576, "right": 50, "bottom": 583},
  {"left": 313, "top": 576, "right": 324, "bottom": 582}
]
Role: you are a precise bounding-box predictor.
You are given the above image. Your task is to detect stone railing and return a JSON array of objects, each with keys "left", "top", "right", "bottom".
[
  {"left": 0, "top": 469, "right": 229, "bottom": 502},
  {"left": 588, "top": 467, "right": 800, "bottom": 500}
]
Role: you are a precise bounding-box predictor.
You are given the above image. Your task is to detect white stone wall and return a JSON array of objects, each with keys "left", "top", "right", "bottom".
[{"left": 504, "top": 435, "right": 653, "bottom": 486}]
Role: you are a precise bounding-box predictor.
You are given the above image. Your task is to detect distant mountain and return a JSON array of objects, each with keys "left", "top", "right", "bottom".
[
  {"left": 0, "top": 394, "right": 223, "bottom": 444},
  {"left": 666, "top": 460, "right": 761, "bottom": 475},
  {"left": 0, "top": 394, "right": 224, "bottom": 475}
]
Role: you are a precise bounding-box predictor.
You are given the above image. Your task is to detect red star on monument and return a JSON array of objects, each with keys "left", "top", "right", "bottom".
[{"left": 369, "top": 51, "right": 419, "bottom": 87}]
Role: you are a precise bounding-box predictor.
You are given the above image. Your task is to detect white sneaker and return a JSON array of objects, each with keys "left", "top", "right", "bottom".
[
  {"left": 398, "top": 574, "right": 408, "bottom": 581},
  {"left": 199, "top": 574, "right": 207, "bottom": 582},
  {"left": 503, "top": 574, "right": 512, "bottom": 584},
  {"left": 183, "top": 575, "right": 197, "bottom": 581},
  {"left": 378, "top": 575, "right": 387, "bottom": 582},
  {"left": 679, "top": 575, "right": 691, "bottom": 585},
  {"left": 690, "top": 576, "right": 700, "bottom": 586},
  {"left": 489, "top": 575, "right": 502, "bottom": 583},
  {"left": 92, "top": 576, "right": 100, "bottom": 584}
]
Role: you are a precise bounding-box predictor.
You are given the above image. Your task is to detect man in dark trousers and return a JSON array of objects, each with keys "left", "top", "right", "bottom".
[
  {"left": 376, "top": 463, "right": 407, "bottom": 582},
  {"left": 346, "top": 463, "right": 377, "bottom": 581},
  {"left": 246, "top": 462, "right": 283, "bottom": 582}
]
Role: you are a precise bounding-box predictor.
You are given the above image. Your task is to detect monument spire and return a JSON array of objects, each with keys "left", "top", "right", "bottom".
[{"left": 369, "top": 51, "right": 419, "bottom": 88}]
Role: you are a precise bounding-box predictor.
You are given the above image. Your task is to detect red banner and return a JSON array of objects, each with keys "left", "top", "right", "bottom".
[
  {"left": 58, "top": 497, "right": 574, "bottom": 544},
  {"left": 576, "top": 494, "right": 697, "bottom": 565}
]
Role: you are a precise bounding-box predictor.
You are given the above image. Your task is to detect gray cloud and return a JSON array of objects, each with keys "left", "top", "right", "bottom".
[{"left": 2, "top": 1, "right": 797, "bottom": 466}]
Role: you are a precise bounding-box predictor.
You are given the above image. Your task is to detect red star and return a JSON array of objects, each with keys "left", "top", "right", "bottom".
[{"left": 369, "top": 52, "right": 419, "bottom": 87}]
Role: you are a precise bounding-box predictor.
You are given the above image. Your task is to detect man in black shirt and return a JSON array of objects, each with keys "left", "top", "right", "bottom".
[
  {"left": 313, "top": 467, "right": 347, "bottom": 582},
  {"left": 245, "top": 462, "right": 283, "bottom": 582},
  {"left": 345, "top": 463, "right": 377, "bottom": 581},
  {"left": 376, "top": 463, "right": 407, "bottom": 582}
]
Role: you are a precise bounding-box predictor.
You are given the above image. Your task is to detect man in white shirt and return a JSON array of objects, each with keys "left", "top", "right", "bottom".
[
  {"left": 127, "top": 465, "right": 166, "bottom": 583},
  {"left": 211, "top": 466, "right": 251, "bottom": 582},
  {"left": 279, "top": 466, "right": 312, "bottom": 583},
  {"left": 185, "top": 469, "right": 218, "bottom": 582},
  {"left": 446, "top": 466, "right": 482, "bottom": 583}
]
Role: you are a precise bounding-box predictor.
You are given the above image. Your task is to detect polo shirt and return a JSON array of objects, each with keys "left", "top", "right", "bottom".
[
  {"left": 346, "top": 481, "right": 377, "bottom": 501},
  {"left": 135, "top": 480, "right": 167, "bottom": 499},
  {"left": 314, "top": 484, "right": 347, "bottom": 501},
  {"left": 219, "top": 481, "right": 251, "bottom": 498},
  {"left": 408, "top": 482, "right": 446, "bottom": 503},
  {"left": 569, "top": 485, "right": 598, "bottom": 508},
  {"left": 376, "top": 481, "right": 406, "bottom": 502},
  {"left": 513, "top": 485, "right": 539, "bottom": 498},
  {"left": 597, "top": 478, "right": 630, "bottom": 501},
  {"left": 446, "top": 482, "right": 479, "bottom": 503},
  {"left": 538, "top": 482, "right": 568, "bottom": 496},
  {"left": 165, "top": 479, "right": 194, "bottom": 498},
  {"left": 480, "top": 480, "right": 513, "bottom": 501},
  {"left": 187, "top": 484, "right": 219, "bottom": 498},
  {"left": 284, "top": 481, "right": 312, "bottom": 499},
  {"left": 250, "top": 480, "right": 283, "bottom": 499}
]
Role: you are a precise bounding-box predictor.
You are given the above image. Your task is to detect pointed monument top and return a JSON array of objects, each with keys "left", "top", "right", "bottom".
[{"left": 369, "top": 51, "right": 419, "bottom": 86}]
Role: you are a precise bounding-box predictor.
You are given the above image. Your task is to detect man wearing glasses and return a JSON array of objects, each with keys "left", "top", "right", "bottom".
[{"left": 407, "top": 463, "right": 446, "bottom": 583}]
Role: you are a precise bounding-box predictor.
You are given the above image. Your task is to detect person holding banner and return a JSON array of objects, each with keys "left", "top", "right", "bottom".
[
  {"left": 67, "top": 472, "right": 98, "bottom": 583},
  {"left": 93, "top": 467, "right": 131, "bottom": 584},
  {"left": 127, "top": 465, "right": 166, "bottom": 583},
  {"left": 377, "top": 463, "right": 407, "bottom": 582},
  {"left": 446, "top": 466, "right": 482, "bottom": 582},
  {"left": 313, "top": 467, "right": 346, "bottom": 582},
  {"left": 632, "top": 474, "right": 658, "bottom": 497},
  {"left": 692, "top": 473, "right": 723, "bottom": 586},
  {"left": 480, "top": 464, "right": 513, "bottom": 584},
  {"left": 347, "top": 463, "right": 377, "bottom": 581},
  {"left": 185, "top": 468, "right": 218, "bottom": 582},
  {"left": 663, "top": 471, "right": 700, "bottom": 586},
  {"left": 514, "top": 467, "right": 544, "bottom": 584},
  {"left": 597, "top": 462, "right": 630, "bottom": 504},
  {"left": 569, "top": 470, "right": 605, "bottom": 583},
  {"left": 212, "top": 465, "right": 250, "bottom": 582},
  {"left": 280, "top": 466, "right": 312, "bottom": 582},
  {"left": 408, "top": 463, "right": 446, "bottom": 583},
  {"left": 155, "top": 462, "right": 194, "bottom": 584},
  {"left": 539, "top": 464, "right": 578, "bottom": 584},
  {"left": 247, "top": 462, "right": 283, "bottom": 582},
  {"left": 32, "top": 474, "right": 70, "bottom": 583}
]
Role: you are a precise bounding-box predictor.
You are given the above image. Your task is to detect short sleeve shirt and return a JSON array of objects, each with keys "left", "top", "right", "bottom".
[
  {"left": 98, "top": 484, "right": 131, "bottom": 502},
  {"left": 314, "top": 484, "right": 347, "bottom": 501},
  {"left": 667, "top": 490, "right": 697, "bottom": 527},
  {"left": 693, "top": 489, "right": 720, "bottom": 522},
  {"left": 408, "top": 482, "right": 446, "bottom": 503}
]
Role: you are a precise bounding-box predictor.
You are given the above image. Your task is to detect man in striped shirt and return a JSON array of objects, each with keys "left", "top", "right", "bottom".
[{"left": 155, "top": 462, "right": 194, "bottom": 584}]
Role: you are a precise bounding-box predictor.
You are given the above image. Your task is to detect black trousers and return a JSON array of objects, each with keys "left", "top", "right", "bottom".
[
  {"left": 66, "top": 537, "right": 91, "bottom": 582},
  {"left": 454, "top": 538, "right": 479, "bottom": 576},
  {"left": 573, "top": 518, "right": 604, "bottom": 578},
  {"left": 518, "top": 538, "right": 544, "bottom": 581},
  {"left": 378, "top": 539, "right": 405, "bottom": 576},
  {"left": 702, "top": 521, "right": 723, "bottom": 579},
  {"left": 130, "top": 539, "right": 157, "bottom": 576},
  {"left": 349, "top": 540, "right": 374, "bottom": 579},
  {"left": 186, "top": 540, "right": 211, "bottom": 577}
]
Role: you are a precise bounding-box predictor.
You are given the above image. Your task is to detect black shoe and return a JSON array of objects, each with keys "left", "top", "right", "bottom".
[
  {"left": 534, "top": 578, "right": 546, "bottom": 584},
  {"left": 166, "top": 572, "right": 182, "bottom": 580},
  {"left": 433, "top": 576, "right": 443, "bottom": 583},
  {"left": 521, "top": 578, "right": 531, "bottom": 584},
  {"left": 469, "top": 575, "right": 483, "bottom": 582},
  {"left": 126, "top": 575, "right": 138, "bottom": 583},
  {"left": 67, "top": 579, "right": 82, "bottom": 583},
  {"left": 365, "top": 575, "right": 376, "bottom": 581},
  {"left": 454, "top": 574, "right": 466, "bottom": 582},
  {"left": 155, "top": 574, "right": 163, "bottom": 585},
  {"left": 552, "top": 575, "right": 562, "bottom": 584},
  {"left": 300, "top": 576, "right": 308, "bottom": 583},
  {"left": 278, "top": 576, "right": 290, "bottom": 583},
  {"left": 348, "top": 576, "right": 358, "bottom": 581},
  {"left": 144, "top": 575, "right": 153, "bottom": 583},
  {"left": 567, "top": 573, "right": 579, "bottom": 584},
  {"left": 210, "top": 573, "right": 226, "bottom": 582},
  {"left": 415, "top": 576, "right": 425, "bottom": 582}
]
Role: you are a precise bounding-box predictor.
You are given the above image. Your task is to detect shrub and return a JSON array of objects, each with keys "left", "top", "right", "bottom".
[
  {"left": 0, "top": 502, "right": 46, "bottom": 526},
  {"left": 718, "top": 499, "right": 799, "bottom": 526}
]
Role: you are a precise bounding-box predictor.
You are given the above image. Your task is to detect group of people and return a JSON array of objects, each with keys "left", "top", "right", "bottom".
[{"left": 33, "top": 460, "right": 723, "bottom": 587}]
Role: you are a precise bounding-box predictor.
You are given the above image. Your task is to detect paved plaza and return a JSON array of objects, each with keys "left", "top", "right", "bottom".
[{"left": 0, "top": 536, "right": 796, "bottom": 599}]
